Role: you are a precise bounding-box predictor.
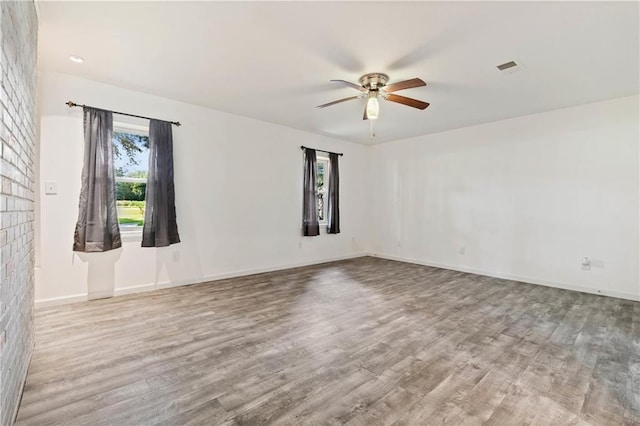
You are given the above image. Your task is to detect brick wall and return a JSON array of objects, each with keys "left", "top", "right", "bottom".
[{"left": 0, "top": 1, "right": 37, "bottom": 425}]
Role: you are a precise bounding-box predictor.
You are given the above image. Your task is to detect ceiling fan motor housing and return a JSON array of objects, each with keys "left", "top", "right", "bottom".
[{"left": 359, "top": 73, "right": 389, "bottom": 91}]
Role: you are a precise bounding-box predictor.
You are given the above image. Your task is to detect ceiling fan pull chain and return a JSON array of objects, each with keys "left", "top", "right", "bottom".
[{"left": 370, "top": 119, "right": 376, "bottom": 139}]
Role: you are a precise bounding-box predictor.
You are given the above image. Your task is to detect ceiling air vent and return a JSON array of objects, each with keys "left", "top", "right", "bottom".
[{"left": 497, "top": 61, "right": 518, "bottom": 71}]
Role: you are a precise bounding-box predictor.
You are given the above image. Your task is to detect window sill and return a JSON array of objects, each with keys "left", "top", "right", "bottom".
[{"left": 120, "top": 229, "right": 142, "bottom": 243}]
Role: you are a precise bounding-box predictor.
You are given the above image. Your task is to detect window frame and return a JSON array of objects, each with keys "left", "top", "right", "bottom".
[
  {"left": 316, "top": 155, "right": 330, "bottom": 225},
  {"left": 113, "top": 122, "right": 149, "bottom": 235}
]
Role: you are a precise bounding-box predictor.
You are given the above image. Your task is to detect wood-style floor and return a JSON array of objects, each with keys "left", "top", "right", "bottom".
[{"left": 16, "top": 257, "right": 640, "bottom": 425}]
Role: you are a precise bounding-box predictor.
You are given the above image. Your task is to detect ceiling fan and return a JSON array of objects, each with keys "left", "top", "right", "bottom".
[{"left": 316, "top": 73, "right": 430, "bottom": 121}]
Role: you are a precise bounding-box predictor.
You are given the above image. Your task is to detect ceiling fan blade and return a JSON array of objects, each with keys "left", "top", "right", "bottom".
[
  {"left": 330, "top": 79, "right": 367, "bottom": 92},
  {"left": 316, "top": 96, "right": 359, "bottom": 109},
  {"left": 385, "top": 94, "right": 430, "bottom": 110},
  {"left": 384, "top": 78, "right": 426, "bottom": 93}
]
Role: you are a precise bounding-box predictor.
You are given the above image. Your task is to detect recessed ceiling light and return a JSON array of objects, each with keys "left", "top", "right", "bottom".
[{"left": 69, "top": 55, "right": 84, "bottom": 64}]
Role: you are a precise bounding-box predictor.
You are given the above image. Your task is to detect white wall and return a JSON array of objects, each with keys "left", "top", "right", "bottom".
[
  {"left": 37, "top": 72, "right": 639, "bottom": 305},
  {"left": 369, "top": 95, "right": 640, "bottom": 301},
  {"left": 36, "top": 72, "right": 369, "bottom": 306}
]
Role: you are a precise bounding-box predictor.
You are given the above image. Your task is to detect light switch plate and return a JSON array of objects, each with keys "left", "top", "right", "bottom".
[{"left": 44, "top": 181, "right": 57, "bottom": 195}]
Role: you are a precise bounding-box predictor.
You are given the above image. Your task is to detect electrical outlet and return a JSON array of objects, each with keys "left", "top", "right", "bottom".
[
  {"left": 459, "top": 247, "right": 466, "bottom": 255},
  {"left": 172, "top": 251, "right": 180, "bottom": 262},
  {"left": 581, "top": 257, "right": 591, "bottom": 271}
]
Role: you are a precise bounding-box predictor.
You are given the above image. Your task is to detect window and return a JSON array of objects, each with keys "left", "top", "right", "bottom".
[
  {"left": 113, "top": 124, "right": 149, "bottom": 232},
  {"left": 316, "top": 156, "right": 329, "bottom": 223}
]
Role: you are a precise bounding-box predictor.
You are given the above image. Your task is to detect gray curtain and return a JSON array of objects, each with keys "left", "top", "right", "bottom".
[
  {"left": 327, "top": 153, "right": 340, "bottom": 234},
  {"left": 142, "top": 119, "right": 180, "bottom": 247},
  {"left": 73, "top": 107, "right": 121, "bottom": 252},
  {"left": 302, "top": 148, "right": 319, "bottom": 236}
]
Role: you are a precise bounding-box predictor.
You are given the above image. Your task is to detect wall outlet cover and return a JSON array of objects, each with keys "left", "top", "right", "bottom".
[{"left": 44, "top": 181, "right": 57, "bottom": 195}]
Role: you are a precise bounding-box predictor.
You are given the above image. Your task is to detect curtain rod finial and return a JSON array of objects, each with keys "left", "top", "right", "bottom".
[
  {"left": 66, "top": 101, "right": 76, "bottom": 108},
  {"left": 174, "top": 122, "right": 181, "bottom": 127}
]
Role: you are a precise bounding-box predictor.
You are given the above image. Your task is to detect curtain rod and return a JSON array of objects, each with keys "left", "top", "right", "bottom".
[
  {"left": 66, "top": 101, "right": 181, "bottom": 127},
  {"left": 300, "top": 145, "right": 343, "bottom": 156}
]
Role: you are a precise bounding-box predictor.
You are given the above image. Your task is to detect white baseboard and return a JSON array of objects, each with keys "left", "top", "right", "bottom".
[
  {"left": 36, "top": 253, "right": 368, "bottom": 306},
  {"left": 33, "top": 252, "right": 638, "bottom": 306},
  {"left": 148, "top": 252, "right": 369, "bottom": 292},
  {"left": 88, "top": 290, "right": 116, "bottom": 300},
  {"left": 160, "top": 252, "right": 368, "bottom": 289},
  {"left": 370, "top": 253, "right": 640, "bottom": 302},
  {"left": 114, "top": 283, "right": 155, "bottom": 297},
  {"left": 34, "top": 293, "right": 88, "bottom": 309}
]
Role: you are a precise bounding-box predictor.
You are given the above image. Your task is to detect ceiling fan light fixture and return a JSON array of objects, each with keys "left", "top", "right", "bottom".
[
  {"left": 317, "top": 74, "right": 429, "bottom": 129},
  {"left": 366, "top": 95, "right": 379, "bottom": 120}
]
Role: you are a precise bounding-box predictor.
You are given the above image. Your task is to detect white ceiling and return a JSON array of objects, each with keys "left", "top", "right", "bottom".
[{"left": 38, "top": 1, "right": 639, "bottom": 144}]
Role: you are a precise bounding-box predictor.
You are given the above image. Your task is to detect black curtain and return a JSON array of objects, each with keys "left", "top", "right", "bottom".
[
  {"left": 73, "top": 107, "right": 121, "bottom": 252},
  {"left": 142, "top": 119, "right": 180, "bottom": 247},
  {"left": 302, "top": 148, "right": 319, "bottom": 236},
  {"left": 327, "top": 153, "right": 340, "bottom": 234}
]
